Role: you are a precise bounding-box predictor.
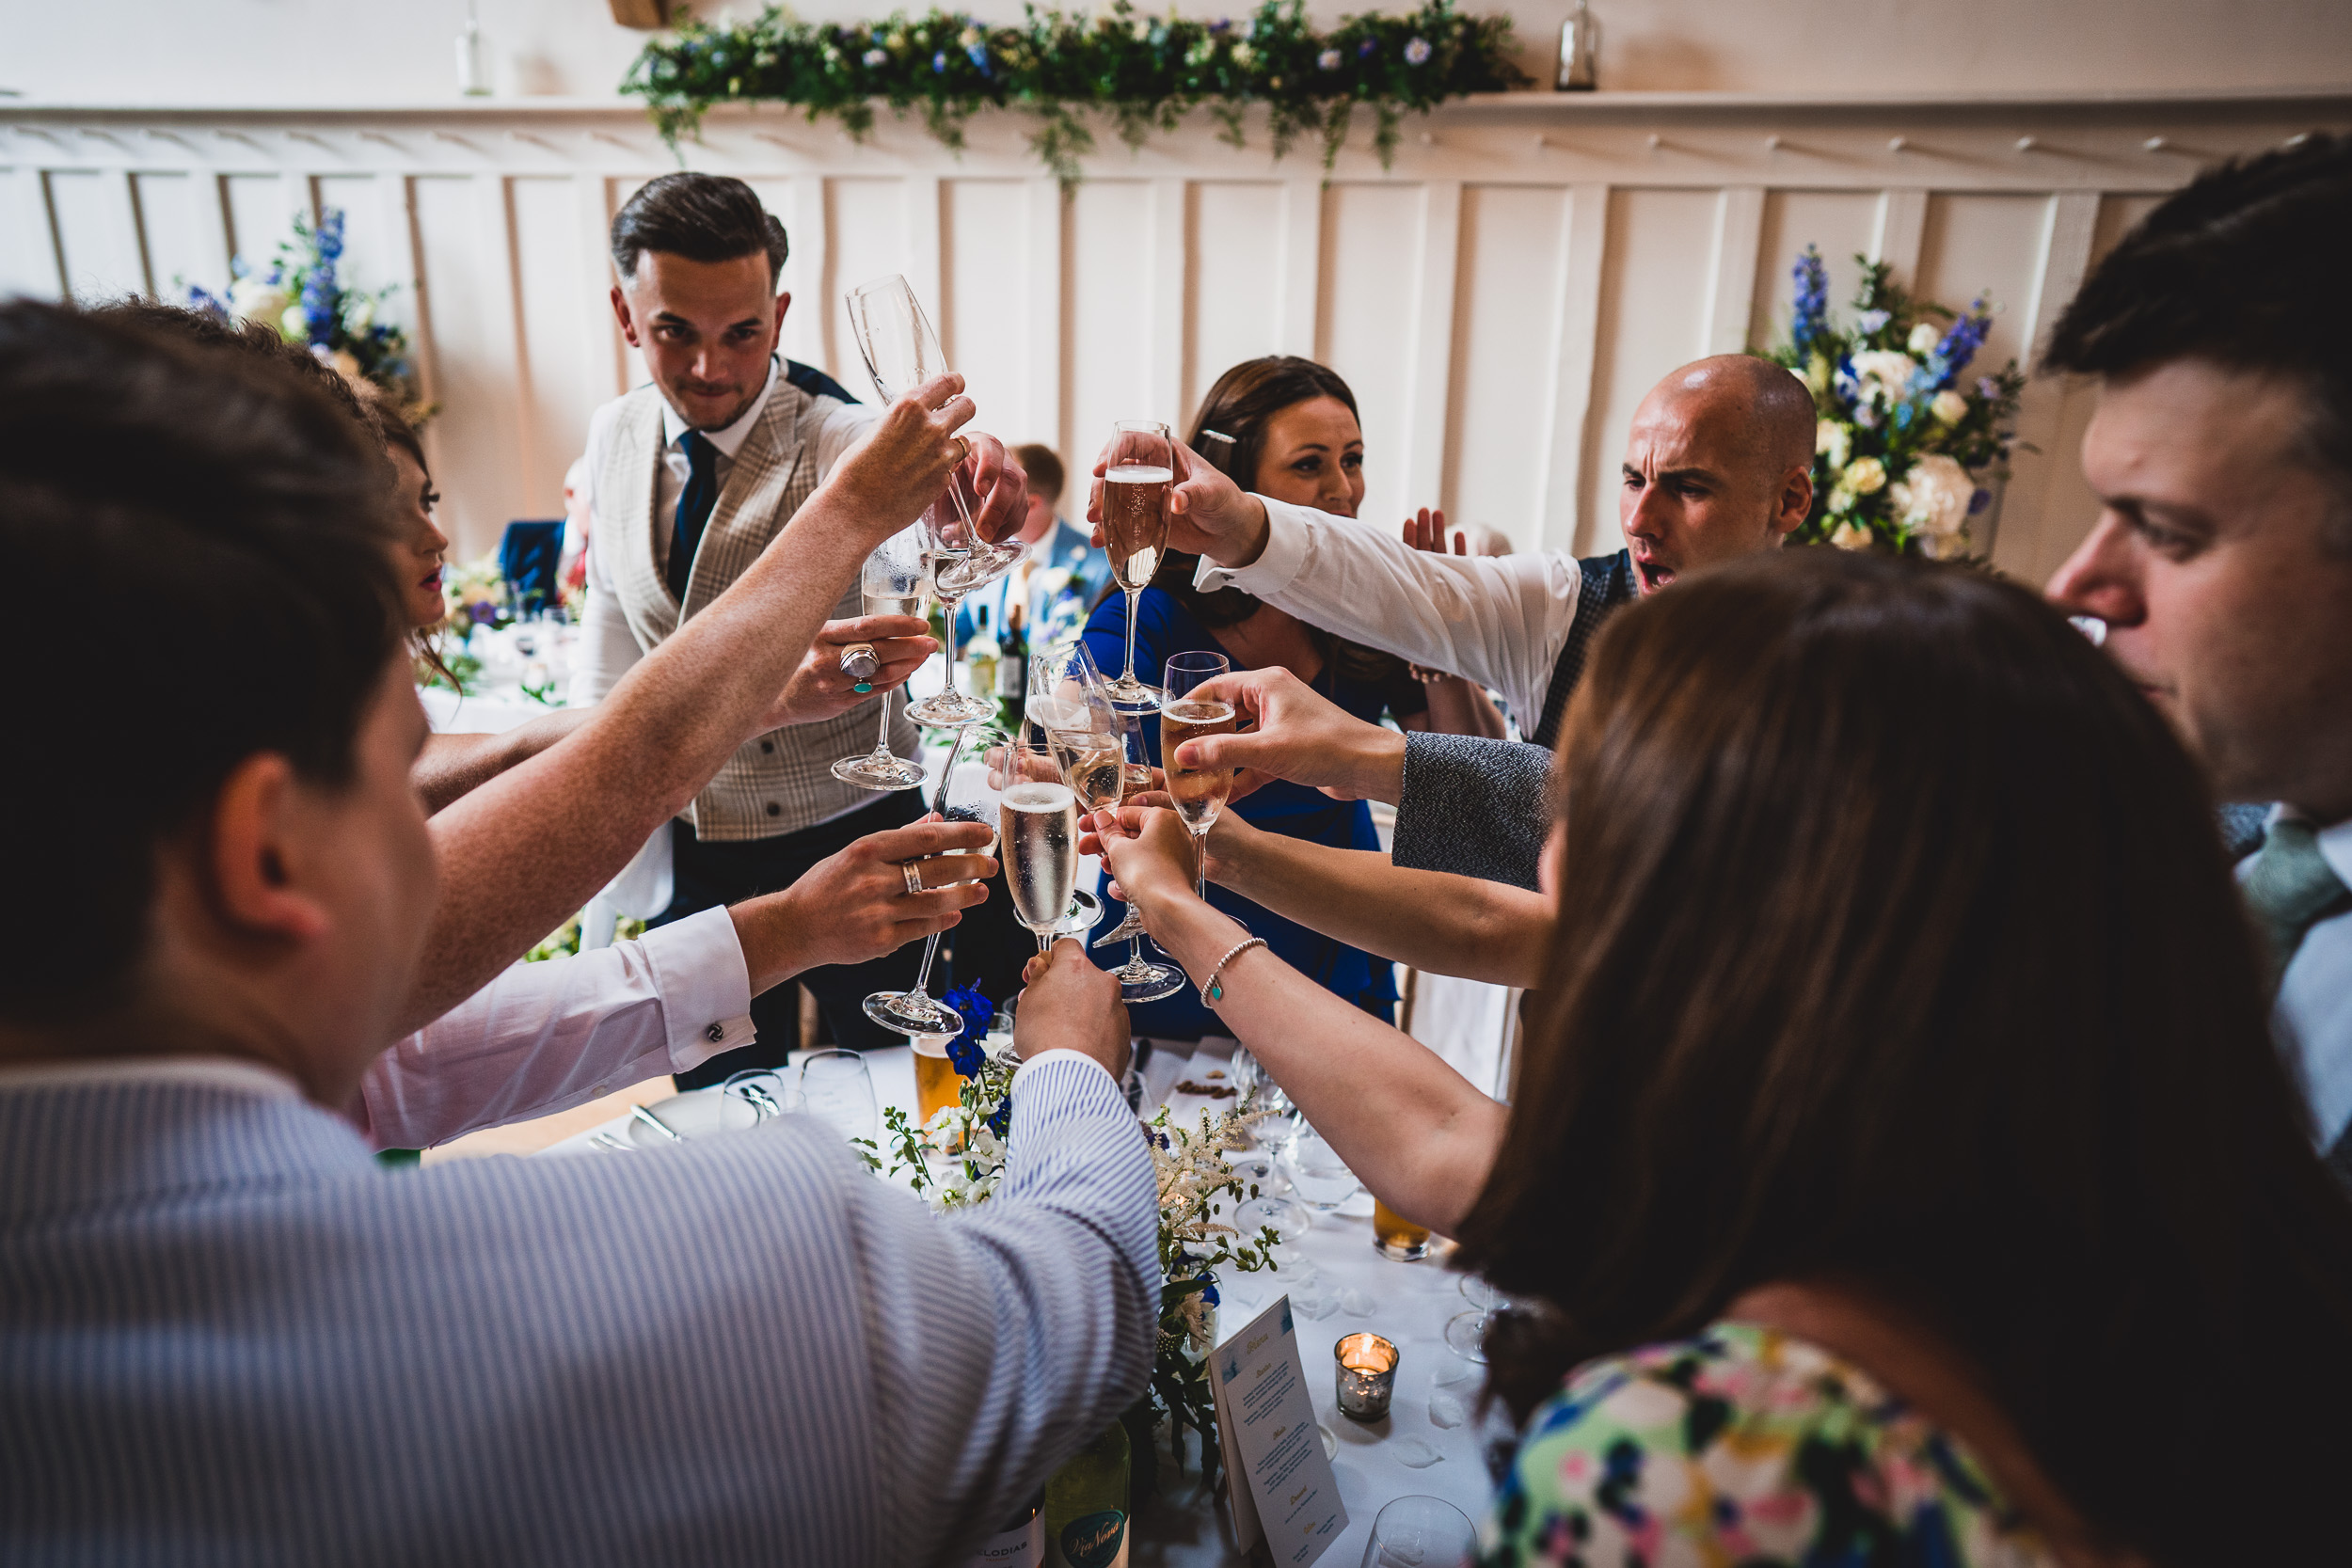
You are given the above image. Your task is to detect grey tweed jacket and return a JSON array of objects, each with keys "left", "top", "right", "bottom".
[
  {"left": 0, "top": 1054, "right": 1154, "bottom": 1566},
  {"left": 1391, "top": 732, "right": 1554, "bottom": 891}
]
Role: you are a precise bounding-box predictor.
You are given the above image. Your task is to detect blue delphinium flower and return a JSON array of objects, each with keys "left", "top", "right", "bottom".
[
  {"left": 1357, "top": 37, "right": 1376, "bottom": 56},
  {"left": 183, "top": 282, "right": 231, "bottom": 321},
  {"left": 1200, "top": 1275, "right": 1220, "bottom": 1307},
  {"left": 931, "top": 50, "right": 947, "bottom": 72},
  {"left": 1854, "top": 308, "right": 1891, "bottom": 337},
  {"left": 1933, "top": 301, "right": 1993, "bottom": 388},
  {"left": 985, "top": 1101, "right": 1011, "bottom": 1139},
  {"left": 939, "top": 982, "right": 993, "bottom": 1076},
  {"left": 1789, "top": 245, "right": 1829, "bottom": 357},
  {"left": 965, "top": 40, "right": 990, "bottom": 73}
]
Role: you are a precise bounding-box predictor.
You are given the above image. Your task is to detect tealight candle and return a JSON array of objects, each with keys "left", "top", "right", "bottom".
[{"left": 1334, "top": 1332, "right": 1399, "bottom": 1421}]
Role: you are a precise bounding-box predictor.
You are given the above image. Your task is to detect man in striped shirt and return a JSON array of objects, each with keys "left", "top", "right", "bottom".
[{"left": 0, "top": 301, "right": 1154, "bottom": 1566}]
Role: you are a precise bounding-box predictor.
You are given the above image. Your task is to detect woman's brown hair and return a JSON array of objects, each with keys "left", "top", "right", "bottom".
[
  {"left": 1152, "top": 356, "right": 1405, "bottom": 689},
  {"left": 1453, "top": 548, "right": 2352, "bottom": 1564}
]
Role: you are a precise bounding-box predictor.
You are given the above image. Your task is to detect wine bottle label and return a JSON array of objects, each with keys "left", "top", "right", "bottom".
[
  {"left": 1049, "top": 1510, "right": 1127, "bottom": 1568},
  {"left": 964, "top": 1513, "right": 1042, "bottom": 1566}
]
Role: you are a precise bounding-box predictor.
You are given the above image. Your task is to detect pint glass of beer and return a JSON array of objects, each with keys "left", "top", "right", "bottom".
[{"left": 913, "top": 1031, "right": 963, "bottom": 1129}]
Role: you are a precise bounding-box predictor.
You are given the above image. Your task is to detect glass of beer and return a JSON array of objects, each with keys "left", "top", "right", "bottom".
[
  {"left": 1101, "top": 420, "right": 1173, "bottom": 711},
  {"left": 1160, "top": 650, "right": 1236, "bottom": 901},
  {"left": 911, "top": 1030, "right": 963, "bottom": 1130},
  {"left": 1002, "top": 729, "right": 1081, "bottom": 957},
  {"left": 1373, "top": 1197, "right": 1434, "bottom": 1262},
  {"left": 863, "top": 725, "right": 1004, "bottom": 1037},
  {"left": 832, "top": 530, "right": 930, "bottom": 789}
]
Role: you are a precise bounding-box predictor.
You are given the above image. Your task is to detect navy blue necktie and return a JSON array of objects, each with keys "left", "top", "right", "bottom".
[{"left": 667, "top": 430, "right": 719, "bottom": 603}]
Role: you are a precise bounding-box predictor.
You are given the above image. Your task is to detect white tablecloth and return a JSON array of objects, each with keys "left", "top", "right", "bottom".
[{"left": 545, "top": 1043, "right": 1507, "bottom": 1566}]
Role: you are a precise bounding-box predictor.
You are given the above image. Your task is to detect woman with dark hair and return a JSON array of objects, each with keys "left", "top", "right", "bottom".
[
  {"left": 1093, "top": 548, "right": 2352, "bottom": 1564},
  {"left": 1081, "top": 356, "right": 1433, "bottom": 1037}
]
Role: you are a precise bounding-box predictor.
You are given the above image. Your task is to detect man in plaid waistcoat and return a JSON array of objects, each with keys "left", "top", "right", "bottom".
[{"left": 572, "top": 173, "right": 1023, "bottom": 1080}]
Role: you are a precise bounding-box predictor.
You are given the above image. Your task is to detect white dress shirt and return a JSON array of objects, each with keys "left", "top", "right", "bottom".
[
  {"left": 570, "top": 358, "right": 881, "bottom": 707},
  {"left": 2245, "top": 809, "right": 2352, "bottom": 1149},
  {"left": 354, "top": 905, "right": 755, "bottom": 1150},
  {"left": 1194, "top": 496, "right": 1586, "bottom": 726}
]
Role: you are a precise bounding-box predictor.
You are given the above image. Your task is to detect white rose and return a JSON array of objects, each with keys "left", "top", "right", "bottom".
[
  {"left": 229, "top": 277, "right": 289, "bottom": 329},
  {"left": 1830, "top": 520, "right": 1874, "bottom": 551},
  {"left": 1916, "top": 530, "right": 1968, "bottom": 560},
  {"left": 279, "top": 303, "right": 310, "bottom": 342},
  {"left": 345, "top": 294, "right": 374, "bottom": 335},
  {"left": 1887, "top": 453, "right": 1974, "bottom": 541},
  {"left": 1907, "top": 321, "right": 1943, "bottom": 356},
  {"left": 1930, "top": 389, "right": 1968, "bottom": 425},
  {"left": 1843, "top": 455, "right": 1887, "bottom": 496},
  {"left": 1848, "top": 351, "right": 1918, "bottom": 404},
  {"left": 1815, "top": 420, "right": 1851, "bottom": 472}
]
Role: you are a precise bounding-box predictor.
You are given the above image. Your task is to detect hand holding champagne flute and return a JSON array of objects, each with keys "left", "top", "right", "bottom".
[
  {"left": 1161, "top": 650, "right": 1238, "bottom": 902},
  {"left": 832, "top": 530, "right": 930, "bottom": 790},
  {"left": 1101, "top": 420, "right": 1173, "bottom": 710}
]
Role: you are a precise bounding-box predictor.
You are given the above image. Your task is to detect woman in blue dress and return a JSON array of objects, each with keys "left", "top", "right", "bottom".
[{"left": 1083, "top": 357, "right": 1432, "bottom": 1040}]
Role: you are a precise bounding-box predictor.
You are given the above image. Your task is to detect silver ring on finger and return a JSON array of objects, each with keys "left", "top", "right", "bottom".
[{"left": 901, "top": 861, "right": 925, "bottom": 896}]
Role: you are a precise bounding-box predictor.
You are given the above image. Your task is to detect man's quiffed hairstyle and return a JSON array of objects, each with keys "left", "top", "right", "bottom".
[
  {"left": 0, "top": 302, "right": 406, "bottom": 1022},
  {"left": 2045, "top": 132, "right": 2352, "bottom": 541},
  {"left": 611, "top": 173, "right": 790, "bottom": 288}
]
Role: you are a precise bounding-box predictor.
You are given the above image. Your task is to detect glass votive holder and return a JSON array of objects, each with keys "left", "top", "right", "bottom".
[{"left": 1334, "top": 1332, "right": 1399, "bottom": 1422}]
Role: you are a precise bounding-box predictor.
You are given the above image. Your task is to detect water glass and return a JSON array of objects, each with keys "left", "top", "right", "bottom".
[
  {"left": 798, "top": 1049, "right": 879, "bottom": 1146},
  {"left": 1288, "top": 1129, "right": 1360, "bottom": 1210},
  {"left": 1358, "top": 1496, "right": 1476, "bottom": 1568}
]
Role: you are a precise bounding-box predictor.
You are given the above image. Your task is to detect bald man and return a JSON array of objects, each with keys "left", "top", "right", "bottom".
[{"left": 1120, "top": 354, "right": 1815, "bottom": 886}]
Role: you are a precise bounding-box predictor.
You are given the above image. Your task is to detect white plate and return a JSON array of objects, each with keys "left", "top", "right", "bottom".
[{"left": 623, "top": 1090, "right": 760, "bottom": 1149}]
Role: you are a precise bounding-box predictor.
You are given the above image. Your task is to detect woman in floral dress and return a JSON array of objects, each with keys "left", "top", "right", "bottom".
[{"left": 1093, "top": 549, "right": 2352, "bottom": 1565}]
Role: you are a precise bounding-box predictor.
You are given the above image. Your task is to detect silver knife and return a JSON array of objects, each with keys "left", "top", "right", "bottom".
[{"left": 630, "top": 1103, "right": 684, "bottom": 1142}]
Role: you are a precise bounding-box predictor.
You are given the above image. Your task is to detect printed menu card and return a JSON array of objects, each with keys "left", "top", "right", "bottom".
[{"left": 1211, "top": 1295, "right": 1347, "bottom": 1565}]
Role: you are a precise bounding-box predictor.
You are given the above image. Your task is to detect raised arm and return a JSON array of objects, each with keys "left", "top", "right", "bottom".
[
  {"left": 1095, "top": 806, "right": 1506, "bottom": 1236},
  {"left": 398, "top": 377, "right": 1006, "bottom": 1034},
  {"left": 1087, "top": 438, "right": 1576, "bottom": 721},
  {"left": 1189, "top": 811, "right": 1549, "bottom": 987}
]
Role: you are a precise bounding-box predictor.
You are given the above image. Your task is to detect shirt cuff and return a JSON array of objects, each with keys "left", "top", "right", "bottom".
[
  {"left": 1010, "top": 1048, "right": 1120, "bottom": 1091},
  {"left": 637, "top": 905, "right": 756, "bottom": 1072},
  {"left": 1193, "top": 495, "right": 1313, "bottom": 596}
]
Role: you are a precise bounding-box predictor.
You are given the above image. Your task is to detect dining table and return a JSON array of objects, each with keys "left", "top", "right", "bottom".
[{"left": 543, "top": 1037, "right": 1513, "bottom": 1566}]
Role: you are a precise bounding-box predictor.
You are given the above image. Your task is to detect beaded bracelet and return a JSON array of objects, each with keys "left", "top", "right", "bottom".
[{"left": 1200, "top": 937, "right": 1268, "bottom": 1009}]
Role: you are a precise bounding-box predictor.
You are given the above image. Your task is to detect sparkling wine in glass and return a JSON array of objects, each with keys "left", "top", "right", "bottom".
[
  {"left": 1089, "top": 706, "right": 1188, "bottom": 1003},
  {"left": 864, "top": 724, "right": 1004, "bottom": 1037},
  {"left": 1160, "top": 650, "right": 1235, "bottom": 902},
  {"left": 832, "top": 530, "right": 930, "bottom": 790},
  {"left": 1101, "top": 420, "right": 1173, "bottom": 710},
  {"left": 1002, "top": 730, "right": 1081, "bottom": 958}
]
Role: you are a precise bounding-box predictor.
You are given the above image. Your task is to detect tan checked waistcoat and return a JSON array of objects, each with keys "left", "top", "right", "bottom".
[{"left": 598, "top": 380, "right": 918, "bottom": 841}]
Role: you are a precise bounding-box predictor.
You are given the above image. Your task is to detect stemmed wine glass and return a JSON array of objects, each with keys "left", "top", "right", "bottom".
[
  {"left": 1445, "top": 1274, "right": 1509, "bottom": 1364},
  {"left": 1161, "top": 650, "right": 1236, "bottom": 904},
  {"left": 863, "top": 724, "right": 1004, "bottom": 1037},
  {"left": 1100, "top": 420, "right": 1174, "bottom": 711},
  {"left": 1089, "top": 706, "right": 1188, "bottom": 1003},
  {"left": 845, "top": 274, "right": 1022, "bottom": 728},
  {"left": 1001, "top": 727, "right": 1082, "bottom": 963},
  {"left": 831, "top": 529, "right": 930, "bottom": 790}
]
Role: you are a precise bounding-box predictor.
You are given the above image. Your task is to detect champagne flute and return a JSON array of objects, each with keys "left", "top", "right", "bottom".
[
  {"left": 863, "top": 724, "right": 1004, "bottom": 1037},
  {"left": 846, "top": 275, "right": 1022, "bottom": 727},
  {"left": 1160, "top": 650, "right": 1236, "bottom": 903},
  {"left": 1100, "top": 420, "right": 1173, "bottom": 711},
  {"left": 1090, "top": 708, "right": 1188, "bottom": 1003},
  {"left": 831, "top": 530, "right": 930, "bottom": 790},
  {"left": 1002, "top": 728, "right": 1081, "bottom": 959}
]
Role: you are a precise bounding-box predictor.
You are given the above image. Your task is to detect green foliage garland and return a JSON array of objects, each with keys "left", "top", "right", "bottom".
[{"left": 624, "top": 0, "right": 1529, "bottom": 184}]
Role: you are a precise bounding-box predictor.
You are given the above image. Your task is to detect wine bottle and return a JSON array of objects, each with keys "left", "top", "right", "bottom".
[
  {"left": 961, "top": 1488, "right": 1045, "bottom": 1567},
  {"left": 1043, "top": 1421, "right": 1130, "bottom": 1568},
  {"left": 967, "top": 603, "right": 1001, "bottom": 705}
]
